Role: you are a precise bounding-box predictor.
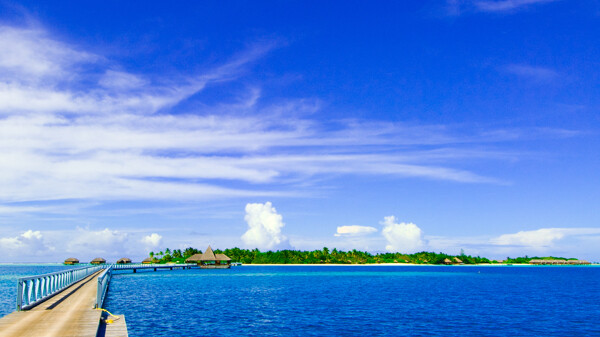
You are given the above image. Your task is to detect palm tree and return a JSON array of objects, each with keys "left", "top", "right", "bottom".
[{"left": 149, "top": 251, "right": 154, "bottom": 258}]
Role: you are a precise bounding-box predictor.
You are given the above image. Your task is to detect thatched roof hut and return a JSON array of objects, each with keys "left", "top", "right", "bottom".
[
  {"left": 216, "top": 254, "right": 231, "bottom": 262},
  {"left": 443, "top": 258, "right": 452, "bottom": 265},
  {"left": 90, "top": 257, "right": 106, "bottom": 265},
  {"left": 186, "top": 246, "right": 231, "bottom": 267},
  {"left": 185, "top": 253, "right": 202, "bottom": 263},
  {"left": 201, "top": 245, "right": 217, "bottom": 261},
  {"left": 116, "top": 258, "right": 132, "bottom": 264},
  {"left": 142, "top": 257, "right": 153, "bottom": 264},
  {"left": 64, "top": 257, "right": 79, "bottom": 265},
  {"left": 453, "top": 257, "right": 463, "bottom": 264}
]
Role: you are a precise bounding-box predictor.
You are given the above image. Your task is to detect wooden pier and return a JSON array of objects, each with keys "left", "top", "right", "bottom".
[
  {"left": 0, "top": 263, "right": 200, "bottom": 337},
  {"left": 0, "top": 271, "right": 118, "bottom": 337}
]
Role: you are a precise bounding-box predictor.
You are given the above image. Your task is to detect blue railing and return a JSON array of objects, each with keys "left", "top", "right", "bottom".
[
  {"left": 17, "top": 263, "right": 199, "bottom": 311},
  {"left": 96, "top": 266, "right": 112, "bottom": 308},
  {"left": 109, "top": 263, "right": 197, "bottom": 270},
  {"left": 16, "top": 265, "right": 103, "bottom": 311}
]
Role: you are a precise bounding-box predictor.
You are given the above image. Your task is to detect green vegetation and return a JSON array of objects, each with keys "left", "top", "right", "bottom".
[
  {"left": 147, "top": 247, "right": 582, "bottom": 265},
  {"left": 502, "top": 256, "right": 578, "bottom": 264},
  {"left": 147, "top": 247, "right": 495, "bottom": 265}
]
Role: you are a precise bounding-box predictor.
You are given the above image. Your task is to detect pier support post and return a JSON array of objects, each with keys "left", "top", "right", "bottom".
[{"left": 133, "top": 269, "right": 136, "bottom": 273}]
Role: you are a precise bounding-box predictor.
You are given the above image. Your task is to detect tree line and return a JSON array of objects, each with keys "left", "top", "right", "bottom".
[{"left": 148, "top": 247, "right": 502, "bottom": 264}]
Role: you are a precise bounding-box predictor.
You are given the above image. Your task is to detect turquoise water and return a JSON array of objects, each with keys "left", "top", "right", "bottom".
[
  {"left": 0, "top": 264, "right": 73, "bottom": 316},
  {"left": 2, "top": 265, "right": 600, "bottom": 336},
  {"left": 105, "top": 265, "right": 600, "bottom": 336}
]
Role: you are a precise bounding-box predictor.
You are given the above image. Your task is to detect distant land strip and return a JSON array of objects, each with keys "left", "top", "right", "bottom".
[{"left": 135, "top": 247, "right": 591, "bottom": 265}]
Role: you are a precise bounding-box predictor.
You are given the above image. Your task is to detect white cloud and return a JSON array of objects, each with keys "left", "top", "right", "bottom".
[
  {"left": 0, "top": 22, "right": 578, "bottom": 215},
  {"left": 381, "top": 216, "right": 425, "bottom": 253},
  {"left": 334, "top": 225, "right": 378, "bottom": 237},
  {"left": 446, "top": 0, "right": 559, "bottom": 15},
  {"left": 241, "top": 202, "right": 290, "bottom": 250},
  {"left": 0, "top": 230, "right": 53, "bottom": 258},
  {"left": 474, "top": 0, "right": 558, "bottom": 12},
  {"left": 99, "top": 70, "right": 149, "bottom": 89},
  {"left": 491, "top": 227, "right": 600, "bottom": 248},
  {"left": 504, "top": 64, "right": 559, "bottom": 81},
  {"left": 141, "top": 233, "right": 162, "bottom": 248},
  {"left": 66, "top": 227, "right": 128, "bottom": 257}
]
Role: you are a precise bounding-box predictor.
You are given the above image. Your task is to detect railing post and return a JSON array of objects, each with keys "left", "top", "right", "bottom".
[{"left": 16, "top": 280, "right": 23, "bottom": 311}]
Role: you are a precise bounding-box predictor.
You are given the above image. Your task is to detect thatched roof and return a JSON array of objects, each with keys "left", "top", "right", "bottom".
[
  {"left": 201, "top": 245, "right": 217, "bottom": 261},
  {"left": 91, "top": 257, "right": 106, "bottom": 263},
  {"left": 64, "top": 257, "right": 79, "bottom": 263},
  {"left": 216, "top": 253, "right": 231, "bottom": 261},
  {"left": 454, "top": 257, "right": 463, "bottom": 263},
  {"left": 186, "top": 253, "right": 203, "bottom": 263},
  {"left": 142, "top": 257, "right": 153, "bottom": 263},
  {"left": 116, "top": 258, "right": 132, "bottom": 264},
  {"left": 443, "top": 258, "right": 452, "bottom": 263}
]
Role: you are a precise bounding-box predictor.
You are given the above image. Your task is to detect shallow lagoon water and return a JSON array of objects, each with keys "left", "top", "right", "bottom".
[
  {"left": 1, "top": 265, "right": 599, "bottom": 336},
  {"left": 0, "top": 264, "right": 71, "bottom": 316},
  {"left": 104, "top": 265, "right": 600, "bottom": 336}
]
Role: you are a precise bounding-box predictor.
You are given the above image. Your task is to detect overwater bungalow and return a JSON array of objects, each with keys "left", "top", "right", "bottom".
[
  {"left": 90, "top": 257, "right": 106, "bottom": 265},
  {"left": 116, "top": 258, "right": 132, "bottom": 264},
  {"left": 142, "top": 257, "right": 153, "bottom": 264},
  {"left": 185, "top": 254, "right": 200, "bottom": 264},
  {"left": 186, "top": 245, "right": 231, "bottom": 269},
  {"left": 64, "top": 257, "right": 79, "bottom": 265}
]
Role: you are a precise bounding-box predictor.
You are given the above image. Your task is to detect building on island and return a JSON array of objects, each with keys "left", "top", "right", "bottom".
[
  {"left": 90, "top": 258, "right": 106, "bottom": 265},
  {"left": 453, "top": 257, "right": 463, "bottom": 264},
  {"left": 64, "top": 257, "right": 79, "bottom": 265},
  {"left": 185, "top": 254, "right": 201, "bottom": 265},
  {"left": 142, "top": 257, "right": 153, "bottom": 264},
  {"left": 116, "top": 258, "right": 132, "bottom": 264},
  {"left": 529, "top": 259, "right": 590, "bottom": 265},
  {"left": 186, "top": 245, "right": 231, "bottom": 269},
  {"left": 443, "top": 258, "right": 452, "bottom": 265}
]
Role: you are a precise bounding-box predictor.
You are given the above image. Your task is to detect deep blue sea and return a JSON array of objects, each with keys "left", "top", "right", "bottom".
[{"left": 2, "top": 265, "right": 600, "bottom": 336}]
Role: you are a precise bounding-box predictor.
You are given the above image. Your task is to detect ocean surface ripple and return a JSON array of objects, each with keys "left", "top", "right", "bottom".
[{"left": 101, "top": 266, "right": 600, "bottom": 336}]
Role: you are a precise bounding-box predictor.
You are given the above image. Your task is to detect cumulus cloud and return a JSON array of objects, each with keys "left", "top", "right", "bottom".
[
  {"left": 0, "top": 230, "right": 53, "bottom": 259},
  {"left": 66, "top": 227, "right": 128, "bottom": 256},
  {"left": 241, "top": 202, "right": 290, "bottom": 250},
  {"left": 381, "top": 216, "right": 425, "bottom": 253},
  {"left": 491, "top": 227, "right": 600, "bottom": 248},
  {"left": 334, "top": 225, "right": 378, "bottom": 237},
  {"left": 141, "top": 233, "right": 163, "bottom": 247}
]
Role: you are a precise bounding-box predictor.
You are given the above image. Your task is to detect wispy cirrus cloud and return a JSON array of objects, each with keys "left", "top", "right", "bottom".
[
  {"left": 474, "top": 0, "right": 558, "bottom": 12},
  {"left": 0, "top": 23, "right": 577, "bottom": 213},
  {"left": 504, "top": 64, "right": 559, "bottom": 82},
  {"left": 447, "top": 0, "right": 560, "bottom": 15}
]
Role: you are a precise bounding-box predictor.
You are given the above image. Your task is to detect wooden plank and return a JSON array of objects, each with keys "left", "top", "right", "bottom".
[
  {"left": 103, "top": 315, "right": 129, "bottom": 337},
  {"left": 0, "top": 272, "right": 103, "bottom": 337}
]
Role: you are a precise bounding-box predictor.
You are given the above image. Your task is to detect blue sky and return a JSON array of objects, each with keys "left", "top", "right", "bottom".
[{"left": 0, "top": 0, "right": 599, "bottom": 262}]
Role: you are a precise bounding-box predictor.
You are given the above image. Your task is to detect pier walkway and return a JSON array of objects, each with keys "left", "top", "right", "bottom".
[
  {"left": 0, "top": 263, "right": 199, "bottom": 337},
  {"left": 0, "top": 271, "right": 103, "bottom": 337}
]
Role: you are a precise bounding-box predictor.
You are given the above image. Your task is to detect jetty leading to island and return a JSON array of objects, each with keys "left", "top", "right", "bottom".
[
  {"left": 0, "top": 263, "right": 199, "bottom": 337},
  {"left": 0, "top": 245, "right": 229, "bottom": 336}
]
